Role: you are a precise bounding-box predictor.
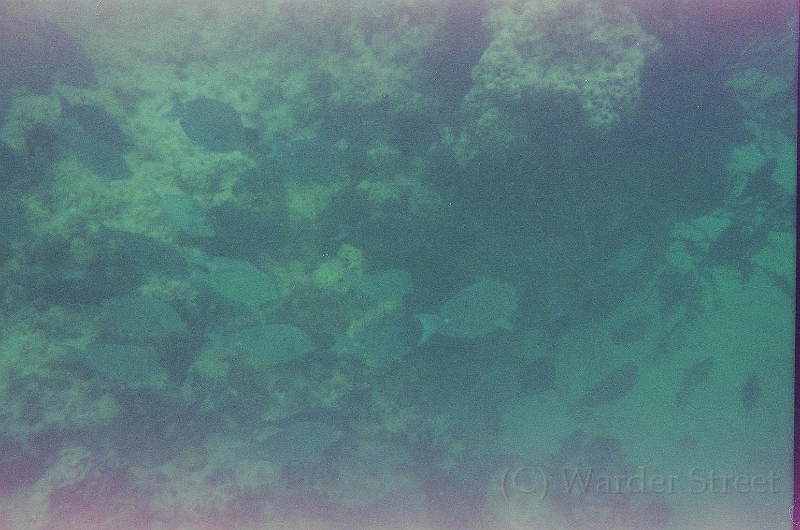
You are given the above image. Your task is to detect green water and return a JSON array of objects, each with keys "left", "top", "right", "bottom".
[{"left": 0, "top": 1, "right": 795, "bottom": 528}]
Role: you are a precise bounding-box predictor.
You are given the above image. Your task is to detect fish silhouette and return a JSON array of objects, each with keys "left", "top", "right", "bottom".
[
  {"left": 741, "top": 373, "right": 761, "bottom": 411},
  {"left": 675, "top": 357, "right": 714, "bottom": 408},
  {"left": 577, "top": 362, "right": 639, "bottom": 409}
]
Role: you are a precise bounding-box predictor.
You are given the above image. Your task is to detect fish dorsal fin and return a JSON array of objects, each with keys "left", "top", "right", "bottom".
[{"left": 414, "top": 313, "right": 444, "bottom": 346}]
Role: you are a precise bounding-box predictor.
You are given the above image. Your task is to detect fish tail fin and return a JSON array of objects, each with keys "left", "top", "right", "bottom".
[{"left": 414, "top": 313, "right": 444, "bottom": 345}]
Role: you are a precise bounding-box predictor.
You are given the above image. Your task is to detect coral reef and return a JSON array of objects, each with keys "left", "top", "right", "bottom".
[
  {"left": 0, "top": 1, "right": 793, "bottom": 528},
  {"left": 452, "top": 0, "right": 659, "bottom": 164}
]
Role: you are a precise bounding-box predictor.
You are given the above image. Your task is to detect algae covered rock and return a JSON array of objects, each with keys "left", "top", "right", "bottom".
[
  {"left": 450, "top": 0, "right": 659, "bottom": 165},
  {"left": 471, "top": 0, "right": 659, "bottom": 127}
]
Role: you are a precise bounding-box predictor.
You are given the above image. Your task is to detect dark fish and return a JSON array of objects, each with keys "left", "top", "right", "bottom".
[
  {"left": 0, "top": 10, "right": 96, "bottom": 96},
  {"left": 609, "top": 315, "right": 651, "bottom": 345},
  {"left": 67, "top": 132, "right": 132, "bottom": 180},
  {"left": 59, "top": 96, "right": 131, "bottom": 179},
  {"left": 37, "top": 20, "right": 98, "bottom": 88},
  {"left": 59, "top": 95, "right": 129, "bottom": 149},
  {"left": 675, "top": 357, "right": 714, "bottom": 407},
  {"left": 34, "top": 268, "right": 141, "bottom": 305},
  {"left": 578, "top": 362, "right": 639, "bottom": 408},
  {"left": 176, "top": 97, "right": 246, "bottom": 153},
  {"left": 741, "top": 373, "right": 761, "bottom": 411},
  {"left": 98, "top": 227, "right": 188, "bottom": 278}
]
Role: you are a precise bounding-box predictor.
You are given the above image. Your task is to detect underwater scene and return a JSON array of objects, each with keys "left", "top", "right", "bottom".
[{"left": 0, "top": 0, "right": 796, "bottom": 528}]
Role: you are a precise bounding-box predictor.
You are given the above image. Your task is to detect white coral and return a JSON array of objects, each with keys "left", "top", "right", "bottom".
[
  {"left": 467, "top": 0, "right": 660, "bottom": 128},
  {"left": 454, "top": 0, "right": 659, "bottom": 162}
]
